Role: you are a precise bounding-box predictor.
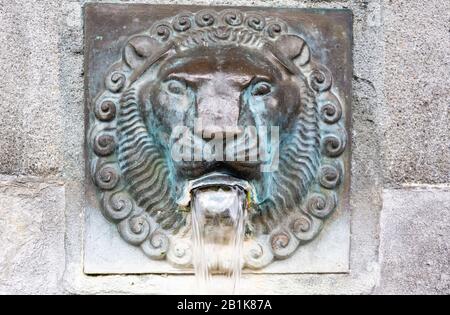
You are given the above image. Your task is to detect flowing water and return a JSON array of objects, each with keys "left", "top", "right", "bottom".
[{"left": 192, "top": 186, "right": 246, "bottom": 294}]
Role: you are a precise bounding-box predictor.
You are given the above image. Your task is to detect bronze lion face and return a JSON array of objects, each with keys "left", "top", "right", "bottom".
[{"left": 88, "top": 9, "right": 349, "bottom": 270}]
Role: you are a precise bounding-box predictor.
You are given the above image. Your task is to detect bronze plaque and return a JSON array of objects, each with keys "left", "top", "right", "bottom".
[{"left": 84, "top": 4, "right": 352, "bottom": 274}]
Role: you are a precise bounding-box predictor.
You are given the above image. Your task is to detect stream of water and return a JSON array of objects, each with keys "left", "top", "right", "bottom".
[{"left": 192, "top": 186, "right": 246, "bottom": 294}]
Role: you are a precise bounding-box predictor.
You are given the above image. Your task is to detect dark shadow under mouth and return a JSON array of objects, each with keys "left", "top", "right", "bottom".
[{"left": 174, "top": 159, "right": 263, "bottom": 181}]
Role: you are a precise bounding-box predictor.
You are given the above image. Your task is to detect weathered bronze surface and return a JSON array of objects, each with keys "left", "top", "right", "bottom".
[{"left": 85, "top": 4, "right": 352, "bottom": 270}]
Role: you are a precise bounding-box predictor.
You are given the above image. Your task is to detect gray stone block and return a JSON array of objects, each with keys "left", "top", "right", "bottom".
[
  {"left": 382, "top": 0, "right": 450, "bottom": 185},
  {"left": 376, "top": 188, "right": 450, "bottom": 295},
  {"left": 0, "top": 0, "right": 65, "bottom": 177},
  {"left": 0, "top": 176, "right": 66, "bottom": 294}
]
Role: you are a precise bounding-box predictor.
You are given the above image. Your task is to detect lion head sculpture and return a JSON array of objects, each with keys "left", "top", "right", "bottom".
[{"left": 89, "top": 9, "right": 348, "bottom": 270}]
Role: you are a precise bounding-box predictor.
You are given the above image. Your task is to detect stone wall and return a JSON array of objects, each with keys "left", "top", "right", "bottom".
[{"left": 0, "top": 0, "right": 448, "bottom": 294}]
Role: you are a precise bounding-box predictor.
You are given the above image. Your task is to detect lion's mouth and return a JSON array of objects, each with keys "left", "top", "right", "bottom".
[{"left": 176, "top": 172, "right": 254, "bottom": 207}]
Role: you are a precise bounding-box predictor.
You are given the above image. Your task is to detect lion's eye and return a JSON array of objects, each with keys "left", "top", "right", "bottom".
[
  {"left": 166, "top": 80, "right": 187, "bottom": 95},
  {"left": 251, "top": 81, "right": 273, "bottom": 97}
]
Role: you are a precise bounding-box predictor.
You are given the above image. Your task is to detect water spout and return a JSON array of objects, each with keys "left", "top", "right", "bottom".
[{"left": 191, "top": 185, "right": 246, "bottom": 294}]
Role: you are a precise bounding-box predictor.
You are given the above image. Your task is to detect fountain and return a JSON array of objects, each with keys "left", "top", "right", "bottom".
[
  {"left": 85, "top": 5, "right": 351, "bottom": 292},
  {"left": 186, "top": 173, "right": 248, "bottom": 294}
]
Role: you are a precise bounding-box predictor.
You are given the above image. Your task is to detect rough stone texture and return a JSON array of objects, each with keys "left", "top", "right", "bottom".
[
  {"left": 376, "top": 189, "right": 450, "bottom": 295},
  {"left": 0, "top": 1, "right": 64, "bottom": 177},
  {"left": 382, "top": 0, "right": 450, "bottom": 185},
  {"left": 0, "top": 0, "right": 448, "bottom": 295},
  {"left": 0, "top": 176, "right": 65, "bottom": 294}
]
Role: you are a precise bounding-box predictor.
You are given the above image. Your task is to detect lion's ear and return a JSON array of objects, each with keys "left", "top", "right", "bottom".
[
  {"left": 275, "top": 35, "right": 310, "bottom": 66},
  {"left": 124, "top": 36, "right": 160, "bottom": 69}
]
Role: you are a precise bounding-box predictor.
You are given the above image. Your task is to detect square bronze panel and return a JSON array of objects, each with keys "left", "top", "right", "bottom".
[{"left": 84, "top": 4, "right": 352, "bottom": 275}]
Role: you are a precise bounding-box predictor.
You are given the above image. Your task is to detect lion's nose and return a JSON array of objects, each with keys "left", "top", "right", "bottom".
[{"left": 196, "top": 80, "right": 243, "bottom": 137}]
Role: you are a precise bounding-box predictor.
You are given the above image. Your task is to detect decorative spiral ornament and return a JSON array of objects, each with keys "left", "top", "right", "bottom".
[
  {"left": 321, "top": 132, "right": 347, "bottom": 157},
  {"left": 151, "top": 23, "right": 172, "bottom": 41},
  {"left": 167, "top": 238, "right": 193, "bottom": 268},
  {"left": 195, "top": 10, "right": 216, "bottom": 27},
  {"left": 246, "top": 13, "right": 266, "bottom": 31},
  {"left": 222, "top": 10, "right": 243, "bottom": 26},
  {"left": 319, "top": 164, "right": 341, "bottom": 189},
  {"left": 106, "top": 71, "right": 126, "bottom": 93},
  {"left": 306, "top": 193, "right": 336, "bottom": 219},
  {"left": 290, "top": 214, "right": 311, "bottom": 234},
  {"left": 93, "top": 134, "right": 116, "bottom": 157},
  {"left": 102, "top": 190, "right": 134, "bottom": 222},
  {"left": 95, "top": 100, "right": 116, "bottom": 122},
  {"left": 266, "top": 21, "right": 287, "bottom": 38},
  {"left": 244, "top": 239, "right": 274, "bottom": 270},
  {"left": 94, "top": 162, "right": 119, "bottom": 190},
  {"left": 269, "top": 230, "right": 299, "bottom": 259},
  {"left": 173, "top": 14, "right": 192, "bottom": 32},
  {"left": 141, "top": 230, "right": 170, "bottom": 260},
  {"left": 320, "top": 100, "right": 343, "bottom": 124},
  {"left": 118, "top": 214, "right": 151, "bottom": 246},
  {"left": 311, "top": 66, "right": 332, "bottom": 92},
  {"left": 290, "top": 213, "right": 322, "bottom": 242}
]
